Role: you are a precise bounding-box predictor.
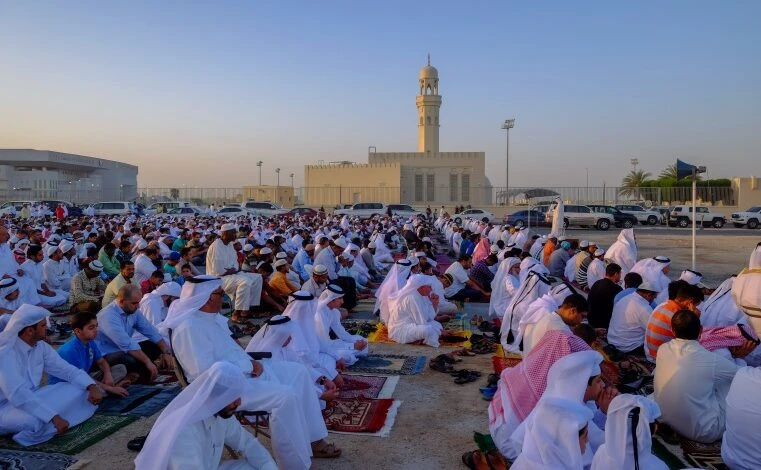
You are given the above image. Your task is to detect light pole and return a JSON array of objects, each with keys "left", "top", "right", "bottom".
[
  {"left": 256, "top": 161, "right": 263, "bottom": 186},
  {"left": 289, "top": 173, "right": 294, "bottom": 187},
  {"left": 501, "top": 118, "right": 515, "bottom": 205},
  {"left": 585, "top": 168, "right": 589, "bottom": 202},
  {"left": 630, "top": 158, "right": 639, "bottom": 172},
  {"left": 275, "top": 168, "right": 280, "bottom": 187}
]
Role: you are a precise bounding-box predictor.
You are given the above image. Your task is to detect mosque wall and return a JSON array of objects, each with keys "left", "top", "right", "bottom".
[
  {"left": 734, "top": 177, "right": 761, "bottom": 209},
  {"left": 303, "top": 163, "right": 402, "bottom": 206}
]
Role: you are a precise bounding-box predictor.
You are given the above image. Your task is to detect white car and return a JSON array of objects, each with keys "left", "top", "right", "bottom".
[
  {"left": 335, "top": 202, "right": 387, "bottom": 219},
  {"left": 615, "top": 204, "right": 662, "bottom": 226},
  {"left": 92, "top": 201, "right": 136, "bottom": 216},
  {"left": 0, "top": 200, "right": 36, "bottom": 215},
  {"left": 162, "top": 207, "right": 202, "bottom": 218},
  {"left": 217, "top": 207, "right": 249, "bottom": 217},
  {"left": 144, "top": 201, "right": 193, "bottom": 215},
  {"left": 452, "top": 208, "right": 496, "bottom": 224},
  {"left": 547, "top": 204, "right": 614, "bottom": 231},
  {"left": 241, "top": 201, "right": 289, "bottom": 217},
  {"left": 668, "top": 205, "right": 726, "bottom": 228},
  {"left": 730, "top": 206, "right": 761, "bottom": 229},
  {"left": 387, "top": 204, "right": 426, "bottom": 219}
]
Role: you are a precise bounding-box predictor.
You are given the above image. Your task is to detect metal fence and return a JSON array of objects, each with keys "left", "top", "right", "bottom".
[{"left": 126, "top": 185, "right": 736, "bottom": 208}]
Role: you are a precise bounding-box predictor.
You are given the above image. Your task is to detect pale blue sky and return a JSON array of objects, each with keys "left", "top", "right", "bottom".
[{"left": 1, "top": 1, "right": 759, "bottom": 187}]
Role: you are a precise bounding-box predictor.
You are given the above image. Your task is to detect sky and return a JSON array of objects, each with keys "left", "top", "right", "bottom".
[{"left": 1, "top": 1, "right": 759, "bottom": 188}]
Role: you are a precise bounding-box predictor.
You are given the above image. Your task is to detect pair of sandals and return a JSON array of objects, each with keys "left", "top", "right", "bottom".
[
  {"left": 429, "top": 353, "right": 459, "bottom": 373},
  {"left": 452, "top": 369, "right": 481, "bottom": 385},
  {"left": 461, "top": 450, "right": 508, "bottom": 470}
]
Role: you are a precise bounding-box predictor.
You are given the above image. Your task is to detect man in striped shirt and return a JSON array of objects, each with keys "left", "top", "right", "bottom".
[{"left": 644, "top": 282, "right": 704, "bottom": 362}]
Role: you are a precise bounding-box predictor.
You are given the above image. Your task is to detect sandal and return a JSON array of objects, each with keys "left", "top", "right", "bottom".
[
  {"left": 461, "top": 450, "right": 493, "bottom": 470},
  {"left": 429, "top": 358, "right": 454, "bottom": 373},
  {"left": 312, "top": 441, "right": 342, "bottom": 458}
]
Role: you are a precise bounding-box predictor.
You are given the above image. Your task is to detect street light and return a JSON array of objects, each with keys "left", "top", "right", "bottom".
[
  {"left": 275, "top": 168, "right": 280, "bottom": 187},
  {"left": 256, "top": 161, "right": 263, "bottom": 186},
  {"left": 289, "top": 173, "right": 294, "bottom": 187},
  {"left": 630, "top": 158, "right": 639, "bottom": 172},
  {"left": 501, "top": 118, "right": 516, "bottom": 204}
]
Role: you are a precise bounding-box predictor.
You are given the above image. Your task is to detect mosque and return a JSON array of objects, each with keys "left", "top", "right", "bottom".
[{"left": 304, "top": 58, "right": 492, "bottom": 208}]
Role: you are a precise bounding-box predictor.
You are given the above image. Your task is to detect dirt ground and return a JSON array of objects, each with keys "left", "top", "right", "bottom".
[{"left": 72, "top": 230, "right": 760, "bottom": 470}]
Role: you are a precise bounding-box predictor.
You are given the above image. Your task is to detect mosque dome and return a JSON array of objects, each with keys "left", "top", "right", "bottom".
[{"left": 419, "top": 64, "right": 438, "bottom": 79}]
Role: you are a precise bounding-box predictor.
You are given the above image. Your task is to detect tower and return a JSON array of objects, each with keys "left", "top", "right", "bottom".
[{"left": 417, "top": 55, "right": 442, "bottom": 153}]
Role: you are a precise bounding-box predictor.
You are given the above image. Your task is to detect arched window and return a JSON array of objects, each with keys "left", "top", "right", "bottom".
[{"left": 427, "top": 116, "right": 431, "bottom": 125}]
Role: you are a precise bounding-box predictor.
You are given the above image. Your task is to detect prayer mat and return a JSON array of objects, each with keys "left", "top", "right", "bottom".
[
  {"left": 323, "top": 397, "right": 401, "bottom": 437},
  {"left": 0, "top": 449, "right": 77, "bottom": 470},
  {"left": 367, "top": 323, "right": 395, "bottom": 344},
  {"left": 492, "top": 353, "right": 522, "bottom": 375},
  {"left": 153, "top": 370, "right": 180, "bottom": 387},
  {"left": 651, "top": 434, "right": 727, "bottom": 470},
  {"left": 97, "top": 384, "right": 181, "bottom": 417},
  {"left": 349, "top": 354, "right": 427, "bottom": 375},
  {"left": 0, "top": 414, "right": 138, "bottom": 455},
  {"left": 338, "top": 374, "right": 399, "bottom": 399},
  {"left": 439, "top": 329, "right": 473, "bottom": 348}
]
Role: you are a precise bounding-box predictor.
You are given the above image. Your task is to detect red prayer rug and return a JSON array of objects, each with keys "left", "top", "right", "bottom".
[
  {"left": 339, "top": 374, "right": 399, "bottom": 399},
  {"left": 323, "top": 397, "right": 400, "bottom": 436}
]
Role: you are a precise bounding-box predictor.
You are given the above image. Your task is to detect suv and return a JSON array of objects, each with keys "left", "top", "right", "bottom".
[
  {"left": 730, "top": 206, "right": 761, "bottom": 229},
  {"left": 387, "top": 204, "right": 425, "bottom": 219},
  {"left": 588, "top": 205, "right": 637, "bottom": 229},
  {"left": 452, "top": 208, "right": 496, "bottom": 224},
  {"left": 241, "top": 201, "right": 289, "bottom": 217},
  {"left": 615, "top": 204, "right": 662, "bottom": 225},
  {"left": 668, "top": 205, "right": 726, "bottom": 228},
  {"left": 547, "top": 204, "right": 614, "bottom": 230},
  {"left": 145, "top": 201, "right": 193, "bottom": 215},
  {"left": 335, "top": 202, "right": 386, "bottom": 219},
  {"left": 92, "top": 201, "right": 135, "bottom": 216}
]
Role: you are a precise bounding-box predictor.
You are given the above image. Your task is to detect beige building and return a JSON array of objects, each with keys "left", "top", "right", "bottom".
[
  {"left": 304, "top": 58, "right": 492, "bottom": 207},
  {"left": 241, "top": 185, "right": 294, "bottom": 207}
]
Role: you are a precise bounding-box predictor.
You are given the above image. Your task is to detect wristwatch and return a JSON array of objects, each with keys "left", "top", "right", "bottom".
[{"left": 318, "top": 376, "right": 327, "bottom": 385}]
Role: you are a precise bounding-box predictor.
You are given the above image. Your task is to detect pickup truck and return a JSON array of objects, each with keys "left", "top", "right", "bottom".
[
  {"left": 730, "top": 206, "right": 761, "bottom": 229},
  {"left": 668, "top": 205, "right": 726, "bottom": 228}
]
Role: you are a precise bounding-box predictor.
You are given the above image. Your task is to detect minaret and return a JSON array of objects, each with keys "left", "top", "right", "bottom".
[{"left": 417, "top": 54, "right": 441, "bottom": 153}]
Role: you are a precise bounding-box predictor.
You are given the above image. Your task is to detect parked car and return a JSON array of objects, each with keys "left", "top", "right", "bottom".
[
  {"left": 288, "top": 207, "right": 318, "bottom": 217},
  {"left": 217, "top": 207, "right": 249, "bottom": 217},
  {"left": 241, "top": 201, "right": 289, "bottom": 217},
  {"left": 387, "top": 204, "right": 426, "bottom": 219},
  {"left": 92, "top": 201, "right": 136, "bottom": 216},
  {"left": 668, "top": 205, "right": 726, "bottom": 228},
  {"left": 39, "top": 200, "right": 83, "bottom": 217},
  {"left": 652, "top": 206, "right": 671, "bottom": 225},
  {"left": 0, "top": 200, "right": 37, "bottom": 215},
  {"left": 144, "top": 201, "right": 193, "bottom": 215},
  {"left": 162, "top": 207, "right": 202, "bottom": 218},
  {"left": 614, "top": 204, "right": 662, "bottom": 225},
  {"left": 730, "top": 206, "right": 761, "bottom": 229},
  {"left": 547, "top": 204, "right": 614, "bottom": 231},
  {"left": 452, "top": 208, "right": 496, "bottom": 224},
  {"left": 588, "top": 205, "right": 637, "bottom": 229},
  {"left": 335, "top": 202, "right": 387, "bottom": 219},
  {"left": 504, "top": 210, "right": 547, "bottom": 228}
]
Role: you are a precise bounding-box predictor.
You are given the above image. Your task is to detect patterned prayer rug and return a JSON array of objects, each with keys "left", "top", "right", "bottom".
[
  {"left": 0, "top": 414, "right": 137, "bottom": 455},
  {"left": 97, "top": 384, "right": 181, "bottom": 417},
  {"left": 651, "top": 434, "right": 727, "bottom": 469},
  {"left": 349, "top": 354, "right": 427, "bottom": 375},
  {"left": 338, "top": 374, "right": 399, "bottom": 399},
  {"left": 0, "top": 450, "right": 76, "bottom": 470},
  {"left": 323, "top": 397, "right": 401, "bottom": 436}
]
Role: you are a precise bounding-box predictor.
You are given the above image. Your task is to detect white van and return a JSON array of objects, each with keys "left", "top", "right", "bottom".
[
  {"left": 92, "top": 201, "right": 135, "bottom": 216},
  {"left": 144, "top": 201, "right": 193, "bottom": 215}
]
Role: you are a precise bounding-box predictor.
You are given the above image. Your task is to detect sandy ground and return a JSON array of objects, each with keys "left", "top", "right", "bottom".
[{"left": 71, "top": 230, "right": 760, "bottom": 470}]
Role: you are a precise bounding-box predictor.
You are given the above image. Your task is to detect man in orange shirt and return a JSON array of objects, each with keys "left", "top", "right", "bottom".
[
  {"left": 542, "top": 234, "right": 558, "bottom": 267},
  {"left": 269, "top": 259, "right": 299, "bottom": 297},
  {"left": 645, "top": 281, "right": 704, "bottom": 361}
]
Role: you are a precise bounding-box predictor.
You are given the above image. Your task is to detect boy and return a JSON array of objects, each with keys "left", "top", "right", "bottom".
[{"left": 49, "top": 312, "right": 130, "bottom": 397}]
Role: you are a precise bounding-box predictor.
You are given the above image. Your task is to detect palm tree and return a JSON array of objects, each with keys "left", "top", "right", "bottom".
[
  {"left": 659, "top": 164, "right": 677, "bottom": 180},
  {"left": 619, "top": 169, "right": 652, "bottom": 199}
]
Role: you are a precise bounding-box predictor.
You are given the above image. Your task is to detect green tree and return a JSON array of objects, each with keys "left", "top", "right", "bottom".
[
  {"left": 619, "top": 169, "right": 652, "bottom": 199},
  {"left": 170, "top": 188, "right": 180, "bottom": 200},
  {"left": 659, "top": 164, "right": 677, "bottom": 180}
]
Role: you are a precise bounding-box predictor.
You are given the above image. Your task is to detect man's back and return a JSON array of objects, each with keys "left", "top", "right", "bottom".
[
  {"left": 654, "top": 339, "right": 738, "bottom": 442},
  {"left": 645, "top": 300, "right": 679, "bottom": 361},
  {"left": 607, "top": 293, "right": 651, "bottom": 353},
  {"left": 587, "top": 278, "right": 622, "bottom": 329},
  {"left": 722, "top": 367, "right": 761, "bottom": 469}
]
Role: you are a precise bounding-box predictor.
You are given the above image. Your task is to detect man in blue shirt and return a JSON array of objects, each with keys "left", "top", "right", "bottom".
[
  {"left": 95, "top": 284, "right": 172, "bottom": 384},
  {"left": 50, "top": 312, "right": 129, "bottom": 397},
  {"left": 614, "top": 272, "right": 644, "bottom": 305}
]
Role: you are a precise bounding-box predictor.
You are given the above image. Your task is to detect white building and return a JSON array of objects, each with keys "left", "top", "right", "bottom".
[
  {"left": 0, "top": 149, "right": 138, "bottom": 203},
  {"left": 304, "top": 58, "right": 493, "bottom": 207}
]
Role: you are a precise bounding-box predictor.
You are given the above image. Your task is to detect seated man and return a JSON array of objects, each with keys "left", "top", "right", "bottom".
[
  {"left": 314, "top": 285, "right": 369, "bottom": 362},
  {"left": 20, "top": 245, "right": 67, "bottom": 309},
  {"left": 42, "top": 246, "right": 72, "bottom": 294},
  {"left": 135, "top": 362, "right": 276, "bottom": 470},
  {"left": 164, "top": 276, "right": 341, "bottom": 469},
  {"left": 443, "top": 254, "right": 490, "bottom": 302},
  {"left": 49, "top": 312, "right": 129, "bottom": 397},
  {"left": 0, "top": 305, "right": 101, "bottom": 446},
  {"left": 722, "top": 366, "right": 761, "bottom": 470},
  {"left": 587, "top": 263, "right": 623, "bottom": 329},
  {"left": 103, "top": 261, "right": 136, "bottom": 307},
  {"left": 607, "top": 282, "right": 660, "bottom": 355},
  {"left": 654, "top": 310, "right": 738, "bottom": 443},
  {"left": 269, "top": 259, "right": 299, "bottom": 297},
  {"left": 96, "top": 285, "right": 172, "bottom": 384},
  {"left": 468, "top": 254, "right": 499, "bottom": 293},
  {"left": 521, "top": 294, "right": 589, "bottom": 356},
  {"left": 69, "top": 260, "right": 107, "bottom": 309},
  {"left": 645, "top": 282, "right": 704, "bottom": 361},
  {"left": 301, "top": 264, "right": 328, "bottom": 298},
  {"left": 387, "top": 274, "right": 444, "bottom": 348},
  {"left": 140, "top": 269, "right": 166, "bottom": 295}
]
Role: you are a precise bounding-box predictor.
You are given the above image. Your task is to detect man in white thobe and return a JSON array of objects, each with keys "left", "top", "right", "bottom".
[
  {"left": 162, "top": 275, "right": 341, "bottom": 470},
  {"left": 0, "top": 304, "right": 101, "bottom": 446},
  {"left": 206, "top": 224, "right": 263, "bottom": 324},
  {"left": 20, "top": 246, "right": 67, "bottom": 309},
  {"left": 721, "top": 366, "right": 761, "bottom": 470},
  {"left": 604, "top": 228, "right": 637, "bottom": 275},
  {"left": 135, "top": 362, "right": 276, "bottom": 470},
  {"left": 654, "top": 310, "right": 738, "bottom": 443},
  {"left": 607, "top": 283, "right": 659, "bottom": 355},
  {"left": 387, "top": 274, "right": 444, "bottom": 347},
  {"left": 520, "top": 293, "right": 588, "bottom": 356},
  {"left": 314, "top": 285, "right": 369, "bottom": 363},
  {"left": 42, "top": 247, "right": 72, "bottom": 293},
  {"left": 300, "top": 264, "right": 328, "bottom": 298},
  {"left": 133, "top": 248, "right": 160, "bottom": 287}
]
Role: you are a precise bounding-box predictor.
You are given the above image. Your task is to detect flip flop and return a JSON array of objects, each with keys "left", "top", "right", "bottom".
[{"left": 312, "top": 442, "right": 342, "bottom": 458}]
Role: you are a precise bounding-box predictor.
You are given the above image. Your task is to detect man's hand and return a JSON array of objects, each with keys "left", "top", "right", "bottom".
[
  {"left": 51, "top": 415, "right": 69, "bottom": 435},
  {"left": 251, "top": 360, "right": 263, "bottom": 377},
  {"left": 158, "top": 353, "right": 173, "bottom": 371},
  {"left": 103, "top": 385, "right": 129, "bottom": 398},
  {"left": 336, "top": 359, "right": 347, "bottom": 371},
  {"left": 145, "top": 362, "right": 159, "bottom": 381},
  {"left": 102, "top": 371, "right": 114, "bottom": 387},
  {"left": 596, "top": 386, "right": 619, "bottom": 414},
  {"left": 353, "top": 339, "right": 367, "bottom": 351},
  {"left": 729, "top": 339, "right": 758, "bottom": 359},
  {"left": 86, "top": 385, "right": 104, "bottom": 405}
]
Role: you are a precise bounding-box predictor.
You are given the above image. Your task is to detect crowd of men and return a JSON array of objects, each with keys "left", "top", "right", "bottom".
[{"left": 0, "top": 204, "right": 760, "bottom": 469}]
